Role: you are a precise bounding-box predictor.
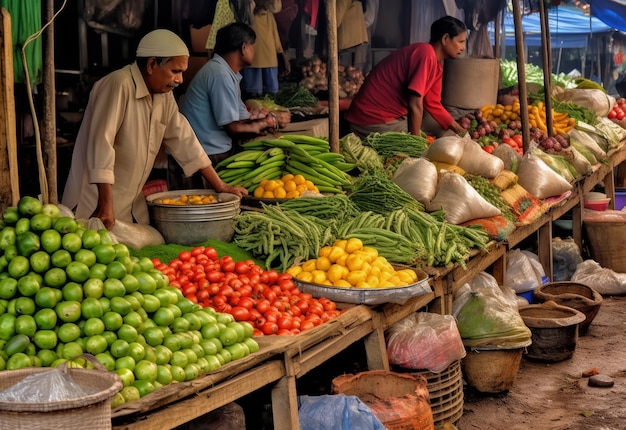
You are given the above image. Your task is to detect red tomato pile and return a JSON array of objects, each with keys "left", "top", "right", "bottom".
[
  {"left": 152, "top": 246, "right": 342, "bottom": 336},
  {"left": 608, "top": 98, "right": 626, "bottom": 121}
]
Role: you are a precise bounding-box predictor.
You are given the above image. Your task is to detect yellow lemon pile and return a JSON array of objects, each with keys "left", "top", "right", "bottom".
[
  {"left": 253, "top": 174, "right": 319, "bottom": 199},
  {"left": 153, "top": 194, "right": 216, "bottom": 205},
  {"left": 287, "top": 238, "right": 418, "bottom": 289}
]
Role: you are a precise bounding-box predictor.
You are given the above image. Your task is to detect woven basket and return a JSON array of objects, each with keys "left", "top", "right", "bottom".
[
  {"left": 397, "top": 360, "right": 464, "bottom": 429},
  {"left": 0, "top": 365, "right": 122, "bottom": 430}
]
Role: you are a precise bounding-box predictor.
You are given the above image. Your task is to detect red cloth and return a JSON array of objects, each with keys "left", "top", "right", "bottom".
[
  {"left": 302, "top": 0, "right": 319, "bottom": 28},
  {"left": 345, "top": 43, "right": 453, "bottom": 129}
]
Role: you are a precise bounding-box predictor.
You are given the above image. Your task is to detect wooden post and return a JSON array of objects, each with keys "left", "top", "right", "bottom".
[
  {"left": 538, "top": 0, "right": 554, "bottom": 137},
  {"left": 43, "top": 0, "right": 58, "bottom": 203},
  {"left": 0, "top": 8, "right": 20, "bottom": 208},
  {"left": 325, "top": 0, "right": 339, "bottom": 153},
  {"left": 511, "top": 0, "right": 530, "bottom": 153}
]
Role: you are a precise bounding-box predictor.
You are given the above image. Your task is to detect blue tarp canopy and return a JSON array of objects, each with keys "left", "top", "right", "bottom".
[
  {"left": 589, "top": 0, "right": 626, "bottom": 33},
  {"left": 492, "top": 5, "right": 614, "bottom": 49}
]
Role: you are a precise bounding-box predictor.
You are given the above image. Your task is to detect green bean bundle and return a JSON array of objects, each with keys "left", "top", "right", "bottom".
[
  {"left": 348, "top": 169, "right": 424, "bottom": 215},
  {"left": 364, "top": 132, "right": 429, "bottom": 159},
  {"left": 233, "top": 204, "right": 333, "bottom": 271}
]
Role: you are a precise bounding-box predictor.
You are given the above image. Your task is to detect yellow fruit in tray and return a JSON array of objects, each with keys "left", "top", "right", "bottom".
[
  {"left": 286, "top": 190, "right": 300, "bottom": 199},
  {"left": 286, "top": 265, "right": 302, "bottom": 277},
  {"left": 301, "top": 259, "right": 317, "bottom": 273},
  {"left": 327, "top": 246, "right": 346, "bottom": 263},
  {"left": 333, "top": 279, "right": 352, "bottom": 288},
  {"left": 293, "top": 175, "right": 306, "bottom": 185},
  {"left": 345, "top": 238, "right": 363, "bottom": 253},
  {"left": 345, "top": 254, "right": 365, "bottom": 272},
  {"left": 282, "top": 173, "right": 294, "bottom": 182},
  {"left": 274, "top": 188, "right": 287, "bottom": 199},
  {"left": 253, "top": 187, "right": 265, "bottom": 198},
  {"left": 326, "top": 264, "right": 344, "bottom": 283},
  {"left": 262, "top": 191, "right": 274, "bottom": 199},
  {"left": 153, "top": 194, "right": 216, "bottom": 205},
  {"left": 295, "top": 271, "right": 313, "bottom": 283},
  {"left": 346, "top": 270, "right": 367, "bottom": 285},
  {"left": 264, "top": 180, "right": 281, "bottom": 192},
  {"left": 311, "top": 270, "right": 327, "bottom": 284},
  {"left": 284, "top": 181, "right": 297, "bottom": 192},
  {"left": 366, "top": 276, "right": 380, "bottom": 288},
  {"left": 315, "top": 256, "right": 331, "bottom": 271},
  {"left": 318, "top": 246, "right": 332, "bottom": 258},
  {"left": 333, "top": 240, "right": 348, "bottom": 251}
]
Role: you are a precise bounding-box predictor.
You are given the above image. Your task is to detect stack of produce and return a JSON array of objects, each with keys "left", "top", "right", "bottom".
[
  {"left": 0, "top": 197, "right": 258, "bottom": 407},
  {"left": 286, "top": 238, "right": 418, "bottom": 289},
  {"left": 479, "top": 101, "right": 576, "bottom": 136},
  {"left": 153, "top": 246, "right": 342, "bottom": 336},
  {"left": 216, "top": 135, "right": 355, "bottom": 194},
  {"left": 299, "top": 58, "right": 365, "bottom": 98}
]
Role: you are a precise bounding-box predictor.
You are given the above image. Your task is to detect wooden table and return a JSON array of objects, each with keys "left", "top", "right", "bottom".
[{"left": 112, "top": 141, "right": 626, "bottom": 430}]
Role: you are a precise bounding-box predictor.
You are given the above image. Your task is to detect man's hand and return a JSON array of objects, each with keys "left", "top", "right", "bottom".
[
  {"left": 272, "top": 110, "right": 291, "bottom": 128},
  {"left": 219, "top": 184, "right": 249, "bottom": 198},
  {"left": 93, "top": 183, "right": 116, "bottom": 229}
]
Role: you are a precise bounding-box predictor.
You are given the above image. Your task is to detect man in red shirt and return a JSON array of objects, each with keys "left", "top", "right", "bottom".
[{"left": 345, "top": 16, "right": 467, "bottom": 138}]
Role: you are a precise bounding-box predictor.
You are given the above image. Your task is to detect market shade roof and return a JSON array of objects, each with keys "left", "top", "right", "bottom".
[
  {"left": 492, "top": 5, "right": 614, "bottom": 48},
  {"left": 590, "top": 0, "right": 626, "bottom": 33}
]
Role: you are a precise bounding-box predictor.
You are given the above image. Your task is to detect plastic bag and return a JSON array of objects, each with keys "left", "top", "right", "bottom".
[
  {"left": 298, "top": 395, "right": 385, "bottom": 430},
  {"left": 552, "top": 238, "right": 583, "bottom": 282},
  {"left": 422, "top": 135, "right": 465, "bottom": 165},
  {"left": 516, "top": 153, "right": 573, "bottom": 199},
  {"left": 504, "top": 249, "right": 544, "bottom": 293},
  {"left": 427, "top": 172, "right": 501, "bottom": 224},
  {"left": 111, "top": 219, "right": 165, "bottom": 250},
  {"left": 570, "top": 259, "right": 626, "bottom": 295},
  {"left": 552, "top": 87, "right": 615, "bottom": 117},
  {"left": 391, "top": 158, "right": 438, "bottom": 206},
  {"left": 456, "top": 136, "right": 504, "bottom": 178},
  {"left": 453, "top": 272, "right": 532, "bottom": 348},
  {"left": 385, "top": 312, "right": 466, "bottom": 372},
  {"left": 0, "top": 367, "right": 96, "bottom": 402}
]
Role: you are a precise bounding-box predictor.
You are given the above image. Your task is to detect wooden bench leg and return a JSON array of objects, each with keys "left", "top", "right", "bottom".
[{"left": 271, "top": 376, "right": 300, "bottom": 430}]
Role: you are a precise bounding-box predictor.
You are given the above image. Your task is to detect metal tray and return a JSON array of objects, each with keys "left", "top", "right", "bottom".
[{"left": 295, "top": 268, "right": 431, "bottom": 305}]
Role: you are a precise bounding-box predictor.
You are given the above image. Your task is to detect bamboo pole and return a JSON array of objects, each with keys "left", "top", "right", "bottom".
[
  {"left": 325, "top": 0, "right": 339, "bottom": 153},
  {"left": 539, "top": 0, "right": 554, "bottom": 137},
  {"left": 43, "top": 0, "right": 58, "bottom": 203},
  {"left": 0, "top": 8, "right": 20, "bottom": 207},
  {"left": 512, "top": 0, "right": 530, "bottom": 152}
]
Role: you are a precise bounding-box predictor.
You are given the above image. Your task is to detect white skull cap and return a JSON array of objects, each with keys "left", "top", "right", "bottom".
[{"left": 136, "top": 29, "right": 189, "bottom": 58}]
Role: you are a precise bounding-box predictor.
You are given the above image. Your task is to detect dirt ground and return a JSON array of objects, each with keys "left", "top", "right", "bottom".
[{"left": 457, "top": 295, "right": 626, "bottom": 430}]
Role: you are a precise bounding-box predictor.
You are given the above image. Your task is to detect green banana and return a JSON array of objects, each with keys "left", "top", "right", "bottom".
[
  {"left": 287, "top": 154, "right": 349, "bottom": 185},
  {"left": 260, "top": 153, "right": 286, "bottom": 166},
  {"left": 255, "top": 147, "right": 284, "bottom": 164},
  {"left": 285, "top": 161, "right": 343, "bottom": 187},
  {"left": 279, "top": 134, "right": 330, "bottom": 147},
  {"left": 241, "top": 166, "right": 283, "bottom": 188},
  {"left": 225, "top": 160, "right": 256, "bottom": 169},
  {"left": 241, "top": 160, "right": 285, "bottom": 181},
  {"left": 215, "top": 149, "right": 264, "bottom": 168},
  {"left": 313, "top": 152, "right": 345, "bottom": 163},
  {"left": 240, "top": 140, "right": 269, "bottom": 150}
]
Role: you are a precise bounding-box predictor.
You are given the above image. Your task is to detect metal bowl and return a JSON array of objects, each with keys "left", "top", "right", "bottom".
[
  {"left": 146, "top": 189, "right": 240, "bottom": 245},
  {"left": 294, "top": 268, "right": 430, "bottom": 305}
]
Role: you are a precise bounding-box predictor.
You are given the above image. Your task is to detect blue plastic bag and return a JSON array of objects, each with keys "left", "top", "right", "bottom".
[{"left": 298, "top": 394, "right": 386, "bottom": 430}]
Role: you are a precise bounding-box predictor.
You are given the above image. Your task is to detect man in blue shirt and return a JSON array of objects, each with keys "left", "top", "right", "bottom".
[{"left": 175, "top": 23, "right": 289, "bottom": 189}]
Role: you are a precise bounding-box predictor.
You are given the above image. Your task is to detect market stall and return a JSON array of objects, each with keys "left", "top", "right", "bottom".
[{"left": 3, "top": 1, "right": 626, "bottom": 429}]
